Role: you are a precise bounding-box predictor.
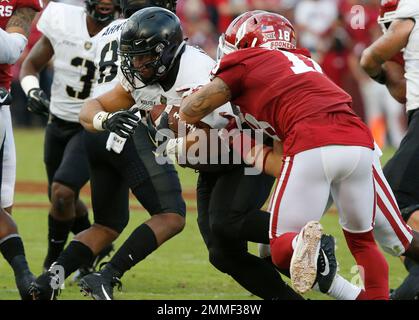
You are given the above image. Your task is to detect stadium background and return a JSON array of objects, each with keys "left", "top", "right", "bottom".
[{"left": 0, "top": 0, "right": 409, "bottom": 299}]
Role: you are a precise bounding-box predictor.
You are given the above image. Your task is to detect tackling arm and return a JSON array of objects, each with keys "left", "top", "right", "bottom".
[
  {"left": 360, "top": 19, "right": 414, "bottom": 83},
  {"left": 179, "top": 77, "right": 232, "bottom": 124},
  {"left": 0, "top": 7, "right": 37, "bottom": 64}
]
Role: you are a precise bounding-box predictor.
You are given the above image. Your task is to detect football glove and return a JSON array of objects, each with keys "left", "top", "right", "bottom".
[
  {"left": 146, "top": 111, "right": 172, "bottom": 147},
  {"left": 0, "top": 87, "right": 11, "bottom": 106},
  {"left": 27, "top": 88, "right": 50, "bottom": 117},
  {"left": 102, "top": 109, "right": 140, "bottom": 139}
]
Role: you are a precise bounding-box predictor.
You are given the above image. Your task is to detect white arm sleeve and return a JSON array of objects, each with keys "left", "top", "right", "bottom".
[{"left": 0, "top": 28, "right": 28, "bottom": 64}]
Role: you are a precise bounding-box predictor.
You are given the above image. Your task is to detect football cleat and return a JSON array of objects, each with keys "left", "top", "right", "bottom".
[
  {"left": 79, "top": 265, "right": 122, "bottom": 300},
  {"left": 15, "top": 271, "right": 36, "bottom": 300},
  {"left": 290, "top": 221, "right": 323, "bottom": 294},
  {"left": 314, "top": 234, "right": 337, "bottom": 293},
  {"left": 29, "top": 271, "right": 61, "bottom": 300}
]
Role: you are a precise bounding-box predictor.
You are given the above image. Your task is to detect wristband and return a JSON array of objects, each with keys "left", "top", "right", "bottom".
[
  {"left": 20, "top": 75, "right": 40, "bottom": 95},
  {"left": 93, "top": 111, "right": 109, "bottom": 131}
]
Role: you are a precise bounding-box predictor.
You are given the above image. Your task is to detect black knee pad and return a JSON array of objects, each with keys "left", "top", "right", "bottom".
[{"left": 400, "top": 204, "right": 419, "bottom": 223}]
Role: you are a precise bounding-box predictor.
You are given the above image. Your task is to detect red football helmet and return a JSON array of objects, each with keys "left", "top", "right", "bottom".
[
  {"left": 234, "top": 12, "right": 297, "bottom": 51},
  {"left": 217, "top": 10, "right": 266, "bottom": 59},
  {"left": 377, "top": 0, "right": 400, "bottom": 32}
]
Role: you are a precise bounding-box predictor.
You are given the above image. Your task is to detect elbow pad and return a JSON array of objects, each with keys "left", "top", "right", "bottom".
[{"left": 0, "top": 29, "right": 28, "bottom": 64}]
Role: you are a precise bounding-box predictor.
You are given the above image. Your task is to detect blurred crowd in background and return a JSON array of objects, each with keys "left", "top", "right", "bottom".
[{"left": 10, "top": 0, "right": 406, "bottom": 149}]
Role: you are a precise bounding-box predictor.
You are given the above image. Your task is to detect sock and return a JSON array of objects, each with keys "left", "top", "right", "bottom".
[
  {"left": 0, "top": 235, "right": 31, "bottom": 276},
  {"left": 343, "top": 229, "right": 389, "bottom": 300},
  {"left": 270, "top": 232, "right": 298, "bottom": 270},
  {"left": 108, "top": 224, "right": 158, "bottom": 276},
  {"left": 314, "top": 274, "right": 361, "bottom": 300},
  {"left": 55, "top": 240, "right": 94, "bottom": 278},
  {"left": 391, "top": 258, "right": 419, "bottom": 300},
  {"left": 239, "top": 209, "right": 270, "bottom": 244},
  {"left": 71, "top": 214, "right": 91, "bottom": 235},
  {"left": 44, "top": 215, "right": 74, "bottom": 269}
]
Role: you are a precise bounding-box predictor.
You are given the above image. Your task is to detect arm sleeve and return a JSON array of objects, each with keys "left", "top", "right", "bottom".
[{"left": 0, "top": 28, "right": 28, "bottom": 64}]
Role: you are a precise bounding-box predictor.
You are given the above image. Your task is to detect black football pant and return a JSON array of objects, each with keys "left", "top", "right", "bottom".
[{"left": 197, "top": 166, "right": 303, "bottom": 300}]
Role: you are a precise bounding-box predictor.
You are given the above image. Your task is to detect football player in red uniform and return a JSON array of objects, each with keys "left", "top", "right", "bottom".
[
  {"left": 180, "top": 12, "right": 389, "bottom": 299},
  {"left": 0, "top": 0, "right": 43, "bottom": 300}
]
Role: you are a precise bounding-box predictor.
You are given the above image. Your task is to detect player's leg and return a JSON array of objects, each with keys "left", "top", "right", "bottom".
[
  {"left": 328, "top": 145, "right": 389, "bottom": 300},
  {"left": 208, "top": 166, "right": 274, "bottom": 244},
  {"left": 51, "top": 129, "right": 112, "bottom": 278},
  {"left": 43, "top": 119, "right": 73, "bottom": 269},
  {"left": 1, "top": 105, "right": 16, "bottom": 213},
  {"left": 371, "top": 152, "right": 414, "bottom": 257},
  {"left": 80, "top": 127, "right": 186, "bottom": 299},
  {"left": 266, "top": 149, "right": 343, "bottom": 296},
  {"left": 44, "top": 138, "right": 90, "bottom": 270},
  {"left": 203, "top": 168, "right": 303, "bottom": 300},
  {"left": 382, "top": 109, "right": 419, "bottom": 298},
  {"left": 30, "top": 131, "right": 129, "bottom": 300},
  {"left": 269, "top": 151, "right": 330, "bottom": 271},
  {"left": 0, "top": 106, "right": 35, "bottom": 300}
]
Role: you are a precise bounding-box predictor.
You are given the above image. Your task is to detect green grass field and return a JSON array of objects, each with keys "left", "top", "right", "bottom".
[{"left": 0, "top": 129, "right": 407, "bottom": 300}]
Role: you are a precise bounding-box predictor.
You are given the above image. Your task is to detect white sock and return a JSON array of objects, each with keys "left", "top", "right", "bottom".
[{"left": 324, "top": 274, "right": 361, "bottom": 300}]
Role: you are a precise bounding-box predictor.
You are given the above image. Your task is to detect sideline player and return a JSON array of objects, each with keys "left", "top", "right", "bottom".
[
  {"left": 0, "top": 0, "right": 43, "bottom": 299},
  {"left": 19, "top": 0, "right": 117, "bottom": 273}
]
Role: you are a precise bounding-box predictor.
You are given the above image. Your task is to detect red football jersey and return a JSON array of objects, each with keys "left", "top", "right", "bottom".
[
  {"left": 0, "top": 0, "right": 43, "bottom": 90},
  {"left": 214, "top": 48, "right": 374, "bottom": 156}
]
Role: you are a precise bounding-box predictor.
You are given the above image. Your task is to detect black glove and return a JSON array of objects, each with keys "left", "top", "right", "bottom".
[
  {"left": 27, "top": 88, "right": 50, "bottom": 117},
  {"left": 0, "top": 87, "right": 11, "bottom": 107},
  {"left": 146, "top": 111, "right": 171, "bottom": 147},
  {"left": 103, "top": 108, "right": 140, "bottom": 139}
]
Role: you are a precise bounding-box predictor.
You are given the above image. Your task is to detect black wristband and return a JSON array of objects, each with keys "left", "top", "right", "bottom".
[{"left": 371, "top": 69, "right": 387, "bottom": 84}]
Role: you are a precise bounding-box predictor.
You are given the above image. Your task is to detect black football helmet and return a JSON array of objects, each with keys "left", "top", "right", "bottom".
[
  {"left": 119, "top": 0, "right": 177, "bottom": 18},
  {"left": 119, "top": 7, "right": 185, "bottom": 88},
  {"left": 85, "top": 0, "right": 117, "bottom": 24}
]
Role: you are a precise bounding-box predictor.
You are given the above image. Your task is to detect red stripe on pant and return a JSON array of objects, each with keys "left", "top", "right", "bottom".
[
  {"left": 269, "top": 156, "right": 294, "bottom": 239},
  {"left": 269, "top": 156, "right": 296, "bottom": 270},
  {"left": 373, "top": 167, "right": 412, "bottom": 250}
]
